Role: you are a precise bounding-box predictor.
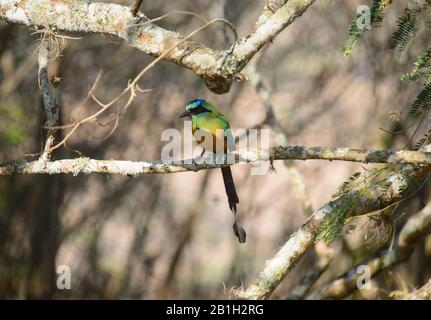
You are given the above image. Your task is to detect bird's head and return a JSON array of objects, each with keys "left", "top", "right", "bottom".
[{"left": 179, "top": 99, "right": 214, "bottom": 118}]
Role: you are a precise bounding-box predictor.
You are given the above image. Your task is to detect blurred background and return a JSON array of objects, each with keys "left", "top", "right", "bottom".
[{"left": 0, "top": 0, "right": 430, "bottom": 299}]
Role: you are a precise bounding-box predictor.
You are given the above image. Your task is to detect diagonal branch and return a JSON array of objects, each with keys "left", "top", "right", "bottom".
[{"left": 0, "top": 0, "right": 316, "bottom": 93}]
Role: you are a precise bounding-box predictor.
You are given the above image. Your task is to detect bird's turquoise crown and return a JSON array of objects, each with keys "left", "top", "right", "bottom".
[
  {"left": 182, "top": 98, "right": 212, "bottom": 117},
  {"left": 185, "top": 98, "right": 206, "bottom": 110}
]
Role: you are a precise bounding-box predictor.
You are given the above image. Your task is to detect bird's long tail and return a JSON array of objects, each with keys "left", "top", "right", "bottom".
[
  {"left": 221, "top": 166, "right": 246, "bottom": 243},
  {"left": 221, "top": 166, "right": 239, "bottom": 213}
]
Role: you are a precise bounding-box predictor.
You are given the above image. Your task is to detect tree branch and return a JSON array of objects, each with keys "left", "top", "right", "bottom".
[
  {"left": 37, "top": 41, "right": 60, "bottom": 161},
  {"left": 3, "top": 145, "right": 431, "bottom": 176},
  {"left": 284, "top": 242, "right": 334, "bottom": 299},
  {"left": 130, "top": 0, "right": 143, "bottom": 17},
  {"left": 0, "top": 0, "right": 316, "bottom": 93}
]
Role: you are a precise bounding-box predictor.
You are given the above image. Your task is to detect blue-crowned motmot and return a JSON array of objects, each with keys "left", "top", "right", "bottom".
[{"left": 179, "top": 99, "right": 246, "bottom": 243}]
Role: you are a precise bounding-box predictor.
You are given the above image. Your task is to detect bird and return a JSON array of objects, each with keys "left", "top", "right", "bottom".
[{"left": 179, "top": 99, "right": 246, "bottom": 243}]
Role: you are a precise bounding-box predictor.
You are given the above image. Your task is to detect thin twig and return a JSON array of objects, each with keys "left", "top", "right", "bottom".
[{"left": 130, "top": 0, "right": 144, "bottom": 16}]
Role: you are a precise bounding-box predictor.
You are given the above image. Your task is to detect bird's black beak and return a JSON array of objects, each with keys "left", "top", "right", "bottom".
[{"left": 179, "top": 110, "right": 192, "bottom": 118}]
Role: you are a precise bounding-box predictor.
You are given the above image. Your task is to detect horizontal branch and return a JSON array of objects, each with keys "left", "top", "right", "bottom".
[
  {"left": 0, "top": 0, "right": 316, "bottom": 93},
  {"left": 2, "top": 146, "right": 431, "bottom": 176}
]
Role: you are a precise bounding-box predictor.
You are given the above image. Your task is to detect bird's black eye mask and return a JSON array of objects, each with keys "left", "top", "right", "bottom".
[{"left": 191, "top": 104, "right": 211, "bottom": 115}]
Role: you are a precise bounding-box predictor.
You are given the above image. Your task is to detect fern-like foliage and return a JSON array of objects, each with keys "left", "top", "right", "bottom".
[
  {"left": 331, "top": 2, "right": 431, "bottom": 244},
  {"left": 317, "top": 191, "right": 362, "bottom": 244},
  {"left": 410, "top": 82, "right": 431, "bottom": 116},
  {"left": 385, "top": 3, "right": 431, "bottom": 127},
  {"left": 331, "top": 172, "right": 361, "bottom": 198},
  {"left": 398, "top": 169, "right": 424, "bottom": 197},
  {"left": 342, "top": 0, "right": 391, "bottom": 56},
  {"left": 414, "top": 125, "right": 431, "bottom": 150},
  {"left": 316, "top": 165, "right": 423, "bottom": 244},
  {"left": 317, "top": 169, "right": 383, "bottom": 243},
  {"left": 402, "top": 48, "right": 431, "bottom": 82},
  {"left": 390, "top": 8, "right": 422, "bottom": 58},
  {"left": 342, "top": 20, "right": 364, "bottom": 57}
]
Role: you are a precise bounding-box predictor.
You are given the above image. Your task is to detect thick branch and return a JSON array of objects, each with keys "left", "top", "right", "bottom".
[
  {"left": 0, "top": 0, "right": 316, "bottom": 93},
  {"left": 2, "top": 146, "right": 431, "bottom": 176}
]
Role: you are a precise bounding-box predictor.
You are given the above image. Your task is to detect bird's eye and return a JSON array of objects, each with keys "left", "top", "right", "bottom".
[{"left": 194, "top": 105, "right": 210, "bottom": 115}]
